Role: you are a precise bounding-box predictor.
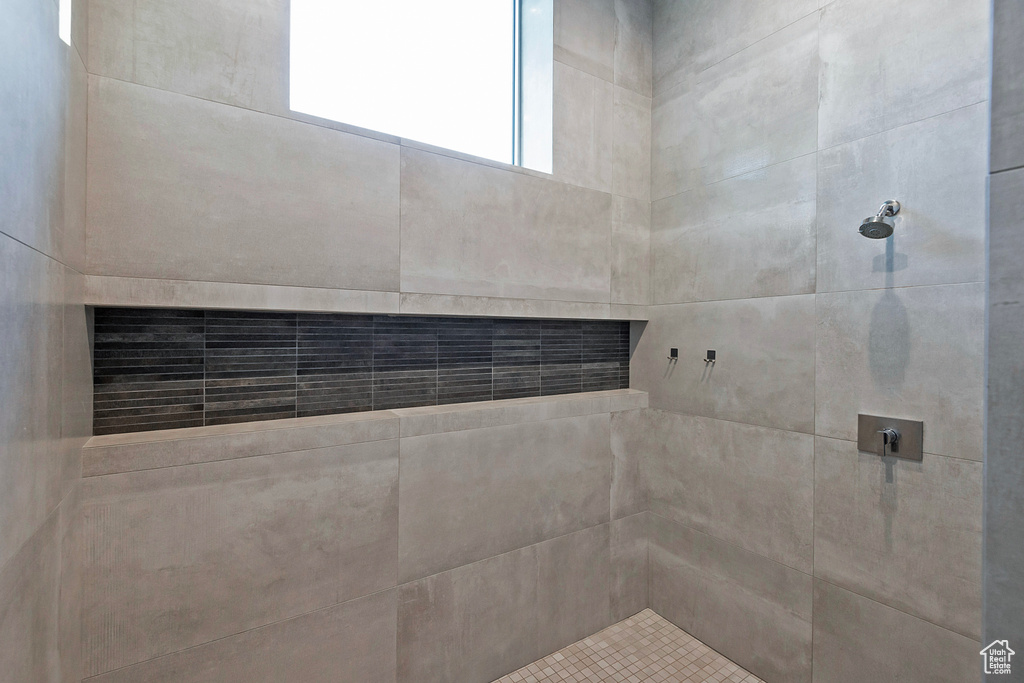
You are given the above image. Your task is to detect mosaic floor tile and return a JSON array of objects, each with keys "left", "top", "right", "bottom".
[{"left": 494, "top": 609, "right": 764, "bottom": 683}]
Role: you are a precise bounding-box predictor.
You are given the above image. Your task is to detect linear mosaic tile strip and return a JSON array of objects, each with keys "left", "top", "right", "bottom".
[{"left": 92, "top": 309, "right": 631, "bottom": 435}]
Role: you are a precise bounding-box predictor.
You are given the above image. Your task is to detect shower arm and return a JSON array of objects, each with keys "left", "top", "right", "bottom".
[{"left": 875, "top": 200, "right": 901, "bottom": 219}]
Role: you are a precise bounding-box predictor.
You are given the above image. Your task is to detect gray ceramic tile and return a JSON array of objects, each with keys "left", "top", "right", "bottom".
[
  {"left": 632, "top": 295, "right": 816, "bottom": 433},
  {"left": 649, "top": 515, "right": 813, "bottom": 683},
  {"left": 641, "top": 411, "right": 814, "bottom": 572},
  {"left": 0, "top": 0, "right": 66, "bottom": 261},
  {"left": 985, "top": 167, "right": 1024, "bottom": 653},
  {"left": 612, "top": 87, "right": 651, "bottom": 201},
  {"left": 610, "top": 513, "right": 648, "bottom": 622},
  {"left": 814, "top": 436, "right": 981, "bottom": 638},
  {"left": 88, "top": 0, "right": 289, "bottom": 115},
  {"left": 0, "top": 511, "right": 61, "bottom": 683},
  {"left": 811, "top": 580, "right": 980, "bottom": 683},
  {"left": 84, "top": 275, "right": 401, "bottom": 316},
  {"left": 400, "top": 147, "right": 612, "bottom": 304},
  {"left": 817, "top": 0, "right": 990, "bottom": 148},
  {"left": 815, "top": 283, "right": 985, "bottom": 461},
  {"left": 992, "top": 0, "right": 1024, "bottom": 173},
  {"left": 79, "top": 441, "right": 399, "bottom": 677},
  {"left": 83, "top": 412, "right": 399, "bottom": 476},
  {"left": 536, "top": 525, "right": 612, "bottom": 656},
  {"left": 554, "top": 0, "right": 616, "bottom": 82},
  {"left": 816, "top": 103, "right": 987, "bottom": 293},
  {"left": 651, "top": 14, "right": 818, "bottom": 201},
  {"left": 63, "top": 47, "right": 87, "bottom": 273},
  {"left": 397, "top": 545, "right": 540, "bottom": 683},
  {"left": 398, "top": 414, "right": 611, "bottom": 583},
  {"left": 613, "top": 0, "right": 653, "bottom": 97},
  {"left": 651, "top": 153, "right": 816, "bottom": 304},
  {"left": 0, "top": 237, "right": 65, "bottom": 571},
  {"left": 59, "top": 488, "right": 82, "bottom": 683},
  {"left": 610, "top": 196, "right": 651, "bottom": 306},
  {"left": 86, "top": 76, "right": 401, "bottom": 292},
  {"left": 652, "top": 0, "right": 819, "bottom": 93},
  {"left": 610, "top": 409, "right": 649, "bottom": 520},
  {"left": 61, "top": 269, "right": 90, "bottom": 497},
  {"left": 70, "top": 0, "right": 88, "bottom": 65},
  {"left": 553, "top": 62, "right": 614, "bottom": 193},
  {"left": 89, "top": 590, "right": 397, "bottom": 683}
]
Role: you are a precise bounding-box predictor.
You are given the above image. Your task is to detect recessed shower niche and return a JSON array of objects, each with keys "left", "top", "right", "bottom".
[{"left": 92, "top": 308, "right": 631, "bottom": 435}]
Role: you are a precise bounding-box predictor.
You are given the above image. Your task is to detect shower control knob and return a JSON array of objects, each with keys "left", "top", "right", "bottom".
[{"left": 877, "top": 428, "right": 899, "bottom": 458}]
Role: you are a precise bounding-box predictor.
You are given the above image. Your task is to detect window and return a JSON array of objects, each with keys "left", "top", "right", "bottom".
[
  {"left": 58, "top": 0, "right": 72, "bottom": 45},
  {"left": 290, "top": 0, "right": 552, "bottom": 173}
]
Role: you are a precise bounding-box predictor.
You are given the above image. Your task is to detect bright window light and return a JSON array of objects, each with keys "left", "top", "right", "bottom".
[
  {"left": 58, "top": 0, "right": 72, "bottom": 46},
  {"left": 291, "top": 0, "right": 516, "bottom": 164}
]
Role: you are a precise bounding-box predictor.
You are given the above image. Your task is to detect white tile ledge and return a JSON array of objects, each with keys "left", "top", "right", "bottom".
[{"left": 82, "top": 390, "right": 649, "bottom": 476}]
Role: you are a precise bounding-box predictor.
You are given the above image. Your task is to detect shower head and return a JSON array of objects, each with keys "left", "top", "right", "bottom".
[{"left": 859, "top": 200, "right": 900, "bottom": 239}]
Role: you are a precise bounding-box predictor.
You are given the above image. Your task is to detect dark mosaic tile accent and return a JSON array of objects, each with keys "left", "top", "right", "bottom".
[
  {"left": 296, "top": 314, "right": 373, "bottom": 417},
  {"left": 493, "top": 319, "right": 541, "bottom": 400},
  {"left": 540, "top": 320, "right": 582, "bottom": 396},
  {"left": 92, "top": 309, "right": 631, "bottom": 434},
  {"left": 93, "top": 309, "right": 205, "bottom": 435}
]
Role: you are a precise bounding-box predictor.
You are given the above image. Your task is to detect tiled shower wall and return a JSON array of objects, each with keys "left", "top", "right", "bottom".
[
  {"left": 986, "top": 0, "right": 1024, "bottom": 665},
  {"left": 93, "top": 308, "right": 630, "bottom": 435},
  {"left": 629, "top": 0, "right": 990, "bottom": 681},
  {"left": 0, "top": 0, "right": 90, "bottom": 679}
]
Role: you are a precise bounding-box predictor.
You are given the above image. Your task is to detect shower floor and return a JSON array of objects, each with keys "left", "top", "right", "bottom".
[{"left": 493, "top": 609, "right": 763, "bottom": 683}]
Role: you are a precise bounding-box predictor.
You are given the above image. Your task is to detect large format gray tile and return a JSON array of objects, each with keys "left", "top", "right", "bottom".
[
  {"left": 90, "top": 590, "right": 397, "bottom": 683},
  {"left": 0, "top": 512, "right": 61, "bottom": 683},
  {"left": 817, "top": 0, "right": 990, "bottom": 148},
  {"left": 985, "top": 166, "right": 1024, "bottom": 653},
  {"left": 610, "top": 410, "right": 648, "bottom": 520},
  {"left": 811, "top": 580, "right": 979, "bottom": 683},
  {"left": 641, "top": 411, "right": 814, "bottom": 572},
  {"left": 610, "top": 196, "right": 650, "bottom": 306},
  {"left": 652, "top": 153, "right": 816, "bottom": 304},
  {"left": 814, "top": 436, "right": 981, "bottom": 639},
  {"left": 992, "top": 0, "right": 1024, "bottom": 173},
  {"left": 0, "top": 0, "right": 66, "bottom": 262},
  {"left": 651, "top": 13, "right": 818, "bottom": 200},
  {"left": 816, "top": 104, "right": 987, "bottom": 293},
  {"left": 398, "top": 414, "right": 611, "bottom": 583},
  {"left": 610, "top": 513, "right": 648, "bottom": 622},
  {"left": 80, "top": 441, "right": 399, "bottom": 677},
  {"left": 633, "top": 295, "right": 816, "bottom": 433},
  {"left": 652, "top": 0, "right": 819, "bottom": 92},
  {"left": 613, "top": 0, "right": 653, "bottom": 97},
  {"left": 400, "top": 147, "right": 612, "bottom": 304},
  {"left": 83, "top": 275, "right": 401, "bottom": 317},
  {"left": 612, "top": 87, "right": 651, "bottom": 201},
  {"left": 88, "top": 0, "right": 289, "bottom": 115},
  {"left": 0, "top": 237, "right": 65, "bottom": 571},
  {"left": 553, "top": 63, "right": 614, "bottom": 193},
  {"left": 815, "top": 283, "right": 985, "bottom": 461},
  {"left": 649, "top": 515, "right": 813, "bottom": 683},
  {"left": 536, "top": 525, "right": 612, "bottom": 656},
  {"left": 554, "top": 0, "right": 616, "bottom": 82},
  {"left": 59, "top": 488, "right": 82, "bottom": 683},
  {"left": 61, "top": 268, "right": 90, "bottom": 497},
  {"left": 86, "top": 76, "right": 401, "bottom": 292},
  {"left": 64, "top": 47, "right": 87, "bottom": 273},
  {"left": 397, "top": 545, "right": 540, "bottom": 683}
]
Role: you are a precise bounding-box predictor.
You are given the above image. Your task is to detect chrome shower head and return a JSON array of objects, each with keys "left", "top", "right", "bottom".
[{"left": 859, "top": 200, "right": 900, "bottom": 239}]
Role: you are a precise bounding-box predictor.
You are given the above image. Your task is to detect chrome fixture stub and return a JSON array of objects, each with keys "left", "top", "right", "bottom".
[{"left": 857, "top": 414, "right": 923, "bottom": 461}]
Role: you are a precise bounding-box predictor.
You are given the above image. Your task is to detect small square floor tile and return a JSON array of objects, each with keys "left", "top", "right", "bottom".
[{"left": 493, "top": 610, "right": 764, "bottom": 683}]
